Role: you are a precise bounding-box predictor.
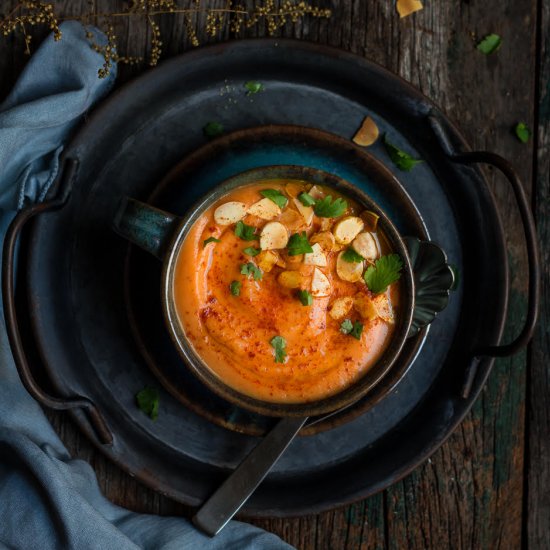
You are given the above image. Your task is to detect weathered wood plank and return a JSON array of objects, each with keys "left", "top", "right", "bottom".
[
  {"left": 528, "top": 0, "right": 550, "bottom": 547},
  {"left": 1, "top": 1, "right": 544, "bottom": 549}
]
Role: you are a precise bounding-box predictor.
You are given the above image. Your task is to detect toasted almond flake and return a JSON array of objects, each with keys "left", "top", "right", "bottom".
[
  {"left": 303, "top": 243, "right": 328, "bottom": 267},
  {"left": 292, "top": 198, "right": 315, "bottom": 225},
  {"left": 256, "top": 250, "right": 279, "bottom": 273},
  {"left": 275, "top": 255, "right": 287, "bottom": 268},
  {"left": 372, "top": 293, "right": 394, "bottom": 324},
  {"left": 247, "top": 198, "right": 282, "bottom": 220},
  {"left": 328, "top": 296, "right": 354, "bottom": 320},
  {"left": 352, "top": 232, "right": 379, "bottom": 261},
  {"left": 277, "top": 270, "right": 303, "bottom": 289},
  {"left": 352, "top": 116, "right": 379, "bottom": 147},
  {"left": 284, "top": 183, "right": 303, "bottom": 198},
  {"left": 260, "top": 222, "right": 289, "bottom": 250},
  {"left": 320, "top": 217, "right": 334, "bottom": 232},
  {"left": 279, "top": 207, "right": 307, "bottom": 232},
  {"left": 214, "top": 201, "right": 247, "bottom": 225},
  {"left": 310, "top": 231, "right": 336, "bottom": 251},
  {"left": 282, "top": 251, "right": 304, "bottom": 266},
  {"left": 311, "top": 268, "right": 331, "bottom": 297},
  {"left": 360, "top": 210, "right": 380, "bottom": 231},
  {"left": 336, "top": 251, "right": 364, "bottom": 282},
  {"left": 396, "top": 0, "right": 423, "bottom": 18},
  {"left": 308, "top": 185, "right": 325, "bottom": 200},
  {"left": 333, "top": 216, "right": 365, "bottom": 245},
  {"left": 353, "top": 292, "right": 379, "bottom": 321}
]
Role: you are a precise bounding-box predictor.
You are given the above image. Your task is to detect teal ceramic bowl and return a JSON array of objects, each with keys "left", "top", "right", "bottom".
[{"left": 114, "top": 164, "right": 416, "bottom": 418}]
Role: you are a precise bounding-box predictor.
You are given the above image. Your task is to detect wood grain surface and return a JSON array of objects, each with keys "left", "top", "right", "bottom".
[{"left": 1, "top": 1, "right": 548, "bottom": 549}]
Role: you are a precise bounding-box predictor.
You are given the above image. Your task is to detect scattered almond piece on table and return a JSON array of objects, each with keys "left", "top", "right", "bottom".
[
  {"left": 396, "top": 0, "right": 423, "bottom": 18},
  {"left": 352, "top": 116, "right": 379, "bottom": 146}
]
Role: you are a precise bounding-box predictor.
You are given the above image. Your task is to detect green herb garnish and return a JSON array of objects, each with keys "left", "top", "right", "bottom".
[
  {"left": 339, "top": 319, "right": 363, "bottom": 340},
  {"left": 270, "top": 335, "right": 287, "bottom": 363},
  {"left": 342, "top": 248, "right": 365, "bottom": 263},
  {"left": 136, "top": 387, "right": 159, "bottom": 421},
  {"left": 260, "top": 189, "right": 288, "bottom": 208},
  {"left": 364, "top": 254, "right": 403, "bottom": 294},
  {"left": 298, "top": 290, "right": 313, "bottom": 306},
  {"left": 230, "top": 280, "right": 242, "bottom": 296},
  {"left": 383, "top": 136, "right": 423, "bottom": 172},
  {"left": 244, "top": 247, "right": 261, "bottom": 256},
  {"left": 287, "top": 232, "right": 314, "bottom": 256},
  {"left": 515, "top": 122, "right": 530, "bottom": 144},
  {"left": 298, "top": 192, "right": 317, "bottom": 207},
  {"left": 203, "top": 236, "right": 221, "bottom": 247},
  {"left": 234, "top": 220, "right": 257, "bottom": 241},
  {"left": 476, "top": 33, "right": 502, "bottom": 55},
  {"left": 244, "top": 81, "right": 264, "bottom": 95},
  {"left": 203, "top": 121, "right": 224, "bottom": 139},
  {"left": 240, "top": 262, "right": 262, "bottom": 281},
  {"left": 313, "top": 195, "right": 348, "bottom": 218}
]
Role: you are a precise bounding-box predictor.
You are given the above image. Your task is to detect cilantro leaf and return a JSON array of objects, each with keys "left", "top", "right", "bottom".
[
  {"left": 477, "top": 34, "right": 502, "bottom": 55},
  {"left": 235, "top": 220, "right": 257, "bottom": 241},
  {"left": 314, "top": 196, "right": 348, "bottom": 218},
  {"left": 203, "top": 121, "right": 224, "bottom": 139},
  {"left": 270, "top": 335, "right": 287, "bottom": 363},
  {"left": 340, "top": 319, "right": 353, "bottom": 334},
  {"left": 298, "top": 192, "right": 316, "bottom": 207},
  {"left": 240, "top": 262, "right": 262, "bottom": 281},
  {"left": 230, "top": 280, "right": 242, "bottom": 296},
  {"left": 136, "top": 387, "right": 159, "bottom": 421},
  {"left": 364, "top": 254, "right": 403, "bottom": 294},
  {"left": 260, "top": 189, "right": 288, "bottom": 208},
  {"left": 244, "top": 81, "right": 264, "bottom": 95},
  {"left": 287, "top": 232, "right": 313, "bottom": 256},
  {"left": 203, "top": 236, "right": 221, "bottom": 247},
  {"left": 339, "top": 319, "right": 363, "bottom": 340},
  {"left": 342, "top": 248, "right": 364, "bottom": 263},
  {"left": 383, "top": 136, "right": 423, "bottom": 172},
  {"left": 298, "top": 290, "right": 313, "bottom": 306},
  {"left": 244, "top": 246, "right": 261, "bottom": 256},
  {"left": 515, "top": 122, "right": 530, "bottom": 144}
]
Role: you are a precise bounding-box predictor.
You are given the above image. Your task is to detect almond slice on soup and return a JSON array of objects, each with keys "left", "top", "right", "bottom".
[
  {"left": 311, "top": 268, "right": 331, "bottom": 297},
  {"left": 260, "top": 221, "right": 289, "bottom": 250},
  {"left": 247, "top": 197, "right": 282, "bottom": 220},
  {"left": 352, "top": 232, "right": 379, "bottom": 261},
  {"left": 333, "top": 216, "right": 365, "bottom": 245},
  {"left": 336, "top": 250, "right": 364, "bottom": 282},
  {"left": 214, "top": 201, "right": 247, "bottom": 225},
  {"left": 303, "top": 243, "right": 327, "bottom": 267}
]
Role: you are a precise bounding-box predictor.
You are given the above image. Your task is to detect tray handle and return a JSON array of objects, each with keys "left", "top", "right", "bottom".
[{"left": 2, "top": 158, "right": 113, "bottom": 445}]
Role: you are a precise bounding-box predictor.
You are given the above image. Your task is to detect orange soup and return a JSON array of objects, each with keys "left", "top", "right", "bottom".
[{"left": 173, "top": 180, "right": 402, "bottom": 404}]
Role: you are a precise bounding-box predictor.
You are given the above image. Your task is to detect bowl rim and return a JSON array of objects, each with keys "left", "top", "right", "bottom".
[{"left": 160, "top": 163, "right": 415, "bottom": 418}]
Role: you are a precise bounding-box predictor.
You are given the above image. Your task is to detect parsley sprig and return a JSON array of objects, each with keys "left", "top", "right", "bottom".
[
  {"left": 342, "top": 248, "right": 364, "bottom": 263},
  {"left": 203, "top": 236, "right": 221, "bottom": 247},
  {"left": 136, "top": 387, "right": 159, "bottom": 421},
  {"left": 240, "top": 262, "right": 262, "bottom": 281},
  {"left": 383, "top": 136, "right": 423, "bottom": 172},
  {"left": 340, "top": 319, "right": 363, "bottom": 340},
  {"left": 287, "top": 232, "right": 313, "bottom": 256},
  {"left": 243, "top": 247, "right": 261, "bottom": 256},
  {"left": 298, "top": 192, "right": 316, "bottom": 207},
  {"left": 298, "top": 290, "right": 313, "bottom": 306},
  {"left": 270, "top": 335, "right": 287, "bottom": 363},
  {"left": 230, "top": 280, "right": 242, "bottom": 296},
  {"left": 364, "top": 254, "right": 403, "bottom": 294},
  {"left": 314, "top": 195, "right": 348, "bottom": 218},
  {"left": 260, "top": 189, "right": 288, "bottom": 208},
  {"left": 235, "top": 220, "right": 257, "bottom": 241}
]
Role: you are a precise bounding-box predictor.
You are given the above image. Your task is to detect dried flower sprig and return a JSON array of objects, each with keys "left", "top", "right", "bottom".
[{"left": 1, "top": 0, "right": 332, "bottom": 77}]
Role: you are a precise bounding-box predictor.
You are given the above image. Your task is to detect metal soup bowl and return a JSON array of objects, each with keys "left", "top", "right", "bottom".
[{"left": 114, "top": 165, "right": 417, "bottom": 418}]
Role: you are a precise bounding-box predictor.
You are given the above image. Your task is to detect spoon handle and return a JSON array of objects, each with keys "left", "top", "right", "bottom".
[{"left": 193, "top": 416, "right": 308, "bottom": 536}]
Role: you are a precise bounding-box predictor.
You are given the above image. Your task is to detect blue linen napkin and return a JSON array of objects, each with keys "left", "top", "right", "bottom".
[{"left": 0, "top": 21, "right": 292, "bottom": 550}]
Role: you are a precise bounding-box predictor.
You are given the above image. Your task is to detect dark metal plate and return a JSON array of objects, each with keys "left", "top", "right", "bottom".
[{"left": 25, "top": 40, "right": 507, "bottom": 516}]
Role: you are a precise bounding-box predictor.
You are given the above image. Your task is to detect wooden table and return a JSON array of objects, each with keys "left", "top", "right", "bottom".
[{"left": 1, "top": 2, "right": 548, "bottom": 548}]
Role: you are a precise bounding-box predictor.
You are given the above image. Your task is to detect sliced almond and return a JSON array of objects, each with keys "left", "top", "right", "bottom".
[
  {"left": 310, "top": 231, "right": 336, "bottom": 252},
  {"left": 372, "top": 293, "right": 394, "bottom": 324},
  {"left": 277, "top": 270, "right": 303, "bottom": 289},
  {"left": 328, "top": 296, "right": 354, "bottom": 320},
  {"left": 336, "top": 251, "right": 364, "bottom": 282},
  {"left": 247, "top": 198, "right": 281, "bottom": 220},
  {"left": 396, "top": 0, "right": 423, "bottom": 17},
  {"left": 333, "top": 216, "right": 365, "bottom": 245},
  {"left": 308, "top": 185, "right": 325, "bottom": 200},
  {"left": 293, "top": 198, "right": 314, "bottom": 225},
  {"left": 311, "top": 268, "right": 331, "bottom": 297},
  {"left": 214, "top": 201, "right": 247, "bottom": 225},
  {"left": 352, "top": 116, "right": 379, "bottom": 147},
  {"left": 279, "top": 208, "right": 306, "bottom": 232},
  {"left": 352, "top": 232, "right": 379, "bottom": 261},
  {"left": 260, "top": 222, "right": 289, "bottom": 250},
  {"left": 303, "top": 243, "right": 327, "bottom": 267},
  {"left": 285, "top": 182, "right": 303, "bottom": 198},
  {"left": 275, "top": 255, "right": 287, "bottom": 268},
  {"left": 320, "top": 217, "right": 335, "bottom": 232},
  {"left": 353, "top": 292, "right": 379, "bottom": 321},
  {"left": 256, "top": 250, "right": 280, "bottom": 273},
  {"left": 282, "top": 251, "right": 303, "bottom": 266},
  {"left": 360, "top": 210, "right": 380, "bottom": 231}
]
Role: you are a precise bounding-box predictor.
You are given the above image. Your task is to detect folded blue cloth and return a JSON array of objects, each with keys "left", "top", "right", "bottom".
[{"left": 0, "top": 21, "right": 291, "bottom": 550}]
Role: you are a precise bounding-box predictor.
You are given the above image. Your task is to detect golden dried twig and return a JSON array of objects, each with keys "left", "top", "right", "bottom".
[{"left": 1, "top": 0, "right": 332, "bottom": 77}]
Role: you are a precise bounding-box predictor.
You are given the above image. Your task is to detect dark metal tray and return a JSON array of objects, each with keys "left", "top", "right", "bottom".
[{"left": 4, "top": 40, "right": 539, "bottom": 517}]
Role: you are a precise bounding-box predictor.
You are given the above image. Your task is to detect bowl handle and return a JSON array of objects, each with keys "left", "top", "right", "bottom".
[{"left": 112, "top": 197, "right": 179, "bottom": 260}]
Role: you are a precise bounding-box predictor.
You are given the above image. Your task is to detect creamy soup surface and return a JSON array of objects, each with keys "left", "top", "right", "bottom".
[{"left": 173, "top": 180, "right": 402, "bottom": 403}]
